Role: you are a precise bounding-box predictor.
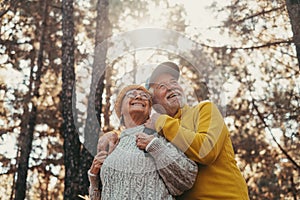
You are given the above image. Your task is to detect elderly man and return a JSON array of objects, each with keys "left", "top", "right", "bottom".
[{"left": 143, "top": 61, "right": 249, "bottom": 199}]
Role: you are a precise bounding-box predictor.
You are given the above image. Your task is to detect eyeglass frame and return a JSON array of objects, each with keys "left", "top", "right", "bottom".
[
  {"left": 125, "top": 90, "right": 152, "bottom": 101},
  {"left": 153, "top": 79, "right": 180, "bottom": 91}
]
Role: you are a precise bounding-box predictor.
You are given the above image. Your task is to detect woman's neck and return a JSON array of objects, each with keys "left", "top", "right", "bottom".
[{"left": 123, "top": 114, "right": 148, "bottom": 128}]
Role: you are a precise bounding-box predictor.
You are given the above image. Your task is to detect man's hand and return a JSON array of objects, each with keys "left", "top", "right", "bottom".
[
  {"left": 144, "top": 113, "right": 161, "bottom": 130},
  {"left": 135, "top": 132, "right": 155, "bottom": 150},
  {"left": 97, "top": 131, "right": 119, "bottom": 154},
  {"left": 89, "top": 151, "right": 108, "bottom": 175}
]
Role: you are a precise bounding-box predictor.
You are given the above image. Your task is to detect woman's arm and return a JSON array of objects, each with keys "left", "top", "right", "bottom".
[
  {"left": 87, "top": 151, "right": 108, "bottom": 200},
  {"left": 88, "top": 170, "right": 101, "bottom": 200},
  {"left": 147, "top": 137, "right": 198, "bottom": 196},
  {"left": 136, "top": 132, "right": 198, "bottom": 196}
]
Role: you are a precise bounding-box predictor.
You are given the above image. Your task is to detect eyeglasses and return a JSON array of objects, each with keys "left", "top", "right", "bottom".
[
  {"left": 125, "top": 90, "right": 151, "bottom": 101},
  {"left": 154, "top": 80, "right": 179, "bottom": 90}
]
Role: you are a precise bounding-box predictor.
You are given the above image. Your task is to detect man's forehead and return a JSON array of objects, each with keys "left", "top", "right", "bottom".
[{"left": 153, "top": 73, "right": 177, "bottom": 83}]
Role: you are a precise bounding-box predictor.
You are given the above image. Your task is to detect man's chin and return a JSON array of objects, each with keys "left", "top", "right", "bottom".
[
  {"left": 152, "top": 104, "right": 167, "bottom": 114},
  {"left": 168, "top": 97, "right": 185, "bottom": 107}
]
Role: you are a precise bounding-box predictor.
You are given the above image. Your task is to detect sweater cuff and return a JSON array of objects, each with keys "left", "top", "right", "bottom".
[
  {"left": 145, "top": 137, "right": 158, "bottom": 151},
  {"left": 147, "top": 138, "right": 167, "bottom": 158},
  {"left": 88, "top": 169, "right": 100, "bottom": 189}
]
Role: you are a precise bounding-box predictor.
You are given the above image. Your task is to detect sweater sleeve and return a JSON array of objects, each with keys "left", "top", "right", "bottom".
[
  {"left": 155, "top": 101, "right": 228, "bottom": 165},
  {"left": 147, "top": 137, "right": 198, "bottom": 196}
]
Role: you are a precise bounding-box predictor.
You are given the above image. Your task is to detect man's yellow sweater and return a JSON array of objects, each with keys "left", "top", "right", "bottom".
[{"left": 155, "top": 101, "right": 249, "bottom": 200}]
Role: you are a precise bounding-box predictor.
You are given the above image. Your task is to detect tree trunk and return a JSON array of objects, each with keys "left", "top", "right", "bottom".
[
  {"left": 104, "top": 61, "right": 112, "bottom": 130},
  {"left": 83, "top": 0, "right": 111, "bottom": 156},
  {"left": 14, "top": 104, "right": 36, "bottom": 200},
  {"left": 14, "top": 1, "right": 48, "bottom": 199},
  {"left": 62, "top": 0, "right": 81, "bottom": 199},
  {"left": 79, "top": 0, "right": 111, "bottom": 195},
  {"left": 286, "top": 0, "right": 300, "bottom": 69}
]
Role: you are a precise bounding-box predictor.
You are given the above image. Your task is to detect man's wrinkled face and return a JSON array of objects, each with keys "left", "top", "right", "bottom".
[{"left": 151, "top": 73, "right": 185, "bottom": 117}]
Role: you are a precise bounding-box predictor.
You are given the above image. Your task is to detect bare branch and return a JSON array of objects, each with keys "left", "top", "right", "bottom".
[
  {"left": 251, "top": 99, "right": 300, "bottom": 169},
  {"left": 232, "top": 5, "right": 286, "bottom": 25},
  {"left": 0, "top": 0, "right": 20, "bottom": 18},
  {"left": 201, "top": 39, "right": 293, "bottom": 51}
]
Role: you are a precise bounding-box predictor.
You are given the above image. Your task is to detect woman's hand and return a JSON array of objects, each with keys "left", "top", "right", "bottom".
[
  {"left": 135, "top": 132, "right": 155, "bottom": 150},
  {"left": 89, "top": 151, "right": 108, "bottom": 175}
]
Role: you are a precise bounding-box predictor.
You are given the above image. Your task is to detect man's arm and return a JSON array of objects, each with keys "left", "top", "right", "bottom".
[
  {"left": 97, "top": 130, "right": 119, "bottom": 153},
  {"left": 152, "top": 101, "right": 228, "bottom": 164}
]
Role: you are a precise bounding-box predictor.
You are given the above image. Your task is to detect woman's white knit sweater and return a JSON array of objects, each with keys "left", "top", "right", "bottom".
[{"left": 88, "top": 125, "right": 197, "bottom": 200}]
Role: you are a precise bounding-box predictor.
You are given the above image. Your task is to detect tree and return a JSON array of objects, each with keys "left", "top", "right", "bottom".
[
  {"left": 14, "top": 2, "right": 48, "bottom": 199},
  {"left": 203, "top": 0, "right": 300, "bottom": 198},
  {"left": 83, "top": 0, "right": 110, "bottom": 158},
  {"left": 1, "top": 0, "right": 298, "bottom": 199},
  {"left": 78, "top": 0, "right": 111, "bottom": 196},
  {"left": 286, "top": 0, "right": 300, "bottom": 69},
  {"left": 61, "top": 0, "right": 81, "bottom": 199},
  {"left": 1, "top": 0, "right": 65, "bottom": 198}
]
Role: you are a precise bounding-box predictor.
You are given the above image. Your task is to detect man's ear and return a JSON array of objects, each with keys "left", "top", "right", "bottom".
[{"left": 148, "top": 87, "right": 154, "bottom": 96}]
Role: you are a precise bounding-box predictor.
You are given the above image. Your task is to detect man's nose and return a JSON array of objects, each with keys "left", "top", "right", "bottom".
[{"left": 165, "top": 82, "right": 175, "bottom": 90}]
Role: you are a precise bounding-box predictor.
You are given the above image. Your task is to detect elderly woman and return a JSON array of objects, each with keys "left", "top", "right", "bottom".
[{"left": 88, "top": 85, "right": 197, "bottom": 200}]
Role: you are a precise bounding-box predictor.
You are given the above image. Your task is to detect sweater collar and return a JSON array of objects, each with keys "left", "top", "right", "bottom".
[
  {"left": 173, "top": 104, "right": 188, "bottom": 119},
  {"left": 120, "top": 125, "right": 144, "bottom": 138}
]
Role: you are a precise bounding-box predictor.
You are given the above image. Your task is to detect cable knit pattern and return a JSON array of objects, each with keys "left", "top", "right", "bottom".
[
  {"left": 89, "top": 125, "right": 197, "bottom": 200},
  {"left": 147, "top": 138, "right": 198, "bottom": 196}
]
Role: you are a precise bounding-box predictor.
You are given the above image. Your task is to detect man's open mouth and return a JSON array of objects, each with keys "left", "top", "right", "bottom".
[{"left": 167, "top": 92, "right": 180, "bottom": 99}]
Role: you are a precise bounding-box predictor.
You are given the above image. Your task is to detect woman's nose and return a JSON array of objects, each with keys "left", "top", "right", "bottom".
[{"left": 134, "top": 94, "right": 142, "bottom": 99}]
